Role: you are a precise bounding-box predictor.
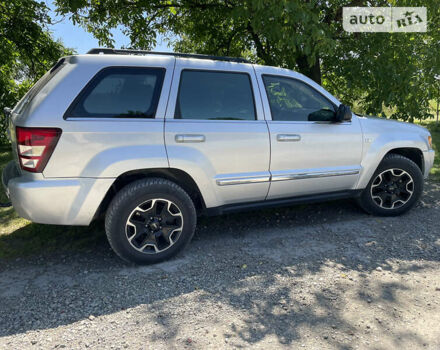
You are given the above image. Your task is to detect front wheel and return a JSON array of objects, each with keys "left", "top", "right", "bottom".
[
  {"left": 105, "top": 178, "right": 197, "bottom": 264},
  {"left": 357, "top": 154, "right": 424, "bottom": 216}
]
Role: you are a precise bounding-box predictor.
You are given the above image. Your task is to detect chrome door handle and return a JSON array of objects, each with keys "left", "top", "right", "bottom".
[
  {"left": 175, "top": 134, "right": 206, "bottom": 143},
  {"left": 277, "top": 134, "right": 301, "bottom": 142}
]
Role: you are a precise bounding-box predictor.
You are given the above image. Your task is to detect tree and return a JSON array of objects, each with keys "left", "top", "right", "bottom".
[
  {"left": 50, "top": 1, "right": 440, "bottom": 121},
  {"left": 55, "top": 0, "right": 343, "bottom": 83},
  {"left": 0, "top": 0, "right": 72, "bottom": 144}
]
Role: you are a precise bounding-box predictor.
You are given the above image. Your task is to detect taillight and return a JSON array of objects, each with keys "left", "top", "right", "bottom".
[{"left": 16, "top": 127, "right": 62, "bottom": 173}]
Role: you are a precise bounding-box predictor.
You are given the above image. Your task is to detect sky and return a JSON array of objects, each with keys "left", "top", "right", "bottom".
[{"left": 45, "top": 0, "right": 172, "bottom": 54}]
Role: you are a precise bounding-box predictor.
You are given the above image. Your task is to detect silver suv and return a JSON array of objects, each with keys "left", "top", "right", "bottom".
[{"left": 2, "top": 48, "right": 435, "bottom": 264}]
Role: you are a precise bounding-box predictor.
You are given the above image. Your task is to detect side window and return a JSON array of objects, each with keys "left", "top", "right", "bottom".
[
  {"left": 262, "top": 75, "right": 335, "bottom": 122},
  {"left": 67, "top": 67, "right": 165, "bottom": 118},
  {"left": 175, "top": 70, "right": 256, "bottom": 120}
]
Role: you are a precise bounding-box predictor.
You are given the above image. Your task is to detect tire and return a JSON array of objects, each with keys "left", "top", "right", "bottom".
[
  {"left": 105, "top": 178, "right": 197, "bottom": 264},
  {"left": 357, "top": 154, "right": 424, "bottom": 216}
]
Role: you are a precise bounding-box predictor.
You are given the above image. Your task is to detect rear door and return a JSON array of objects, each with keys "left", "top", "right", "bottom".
[{"left": 164, "top": 59, "right": 270, "bottom": 208}]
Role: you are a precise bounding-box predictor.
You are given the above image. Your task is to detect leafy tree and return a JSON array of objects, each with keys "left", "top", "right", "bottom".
[
  {"left": 0, "top": 0, "right": 72, "bottom": 144},
  {"left": 55, "top": 0, "right": 343, "bottom": 83},
  {"left": 324, "top": 0, "right": 440, "bottom": 121},
  {"left": 54, "top": 0, "right": 440, "bottom": 121}
]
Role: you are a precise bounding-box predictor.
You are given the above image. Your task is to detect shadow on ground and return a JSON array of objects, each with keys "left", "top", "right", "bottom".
[{"left": 0, "top": 181, "right": 439, "bottom": 348}]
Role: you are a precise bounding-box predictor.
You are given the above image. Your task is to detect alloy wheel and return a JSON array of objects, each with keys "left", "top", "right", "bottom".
[
  {"left": 125, "top": 198, "right": 183, "bottom": 254},
  {"left": 370, "top": 168, "right": 414, "bottom": 210}
]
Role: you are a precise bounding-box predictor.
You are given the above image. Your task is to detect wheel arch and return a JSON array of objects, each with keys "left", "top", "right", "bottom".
[
  {"left": 357, "top": 145, "right": 425, "bottom": 190},
  {"left": 94, "top": 168, "right": 206, "bottom": 219},
  {"left": 384, "top": 147, "right": 424, "bottom": 174}
]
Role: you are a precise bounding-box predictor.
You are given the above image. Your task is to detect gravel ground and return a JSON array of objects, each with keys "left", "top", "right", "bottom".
[{"left": 0, "top": 180, "right": 440, "bottom": 349}]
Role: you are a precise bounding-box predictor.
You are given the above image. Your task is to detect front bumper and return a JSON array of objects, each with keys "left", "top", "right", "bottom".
[
  {"left": 423, "top": 149, "right": 435, "bottom": 178},
  {"left": 2, "top": 161, "right": 114, "bottom": 225}
]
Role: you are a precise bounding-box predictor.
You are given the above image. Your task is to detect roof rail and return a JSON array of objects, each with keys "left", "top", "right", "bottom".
[{"left": 86, "top": 48, "right": 251, "bottom": 64}]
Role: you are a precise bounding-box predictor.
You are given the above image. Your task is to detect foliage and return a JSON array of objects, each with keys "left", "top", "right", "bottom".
[
  {"left": 0, "top": 0, "right": 72, "bottom": 144},
  {"left": 54, "top": 0, "right": 440, "bottom": 122},
  {"left": 418, "top": 120, "right": 440, "bottom": 181},
  {"left": 324, "top": 0, "right": 440, "bottom": 121}
]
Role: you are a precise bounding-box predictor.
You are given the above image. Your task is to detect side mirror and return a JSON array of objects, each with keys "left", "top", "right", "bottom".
[{"left": 334, "top": 104, "right": 352, "bottom": 122}]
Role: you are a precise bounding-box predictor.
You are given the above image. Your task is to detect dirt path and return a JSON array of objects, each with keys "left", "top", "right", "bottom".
[{"left": 1, "top": 181, "right": 440, "bottom": 349}]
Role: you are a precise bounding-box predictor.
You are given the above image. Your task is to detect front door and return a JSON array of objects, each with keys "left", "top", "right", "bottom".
[{"left": 255, "top": 69, "right": 363, "bottom": 199}]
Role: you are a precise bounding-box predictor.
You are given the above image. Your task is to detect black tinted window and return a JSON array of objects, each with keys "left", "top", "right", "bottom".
[
  {"left": 176, "top": 70, "right": 256, "bottom": 120},
  {"left": 68, "top": 67, "right": 165, "bottom": 118},
  {"left": 263, "top": 75, "right": 335, "bottom": 122}
]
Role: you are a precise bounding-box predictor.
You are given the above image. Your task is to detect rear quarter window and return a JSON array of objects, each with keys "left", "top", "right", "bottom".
[{"left": 65, "top": 67, "right": 165, "bottom": 119}]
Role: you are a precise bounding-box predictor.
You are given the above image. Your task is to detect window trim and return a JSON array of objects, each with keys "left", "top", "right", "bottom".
[
  {"left": 63, "top": 66, "right": 166, "bottom": 120},
  {"left": 174, "top": 69, "right": 258, "bottom": 121},
  {"left": 262, "top": 74, "right": 338, "bottom": 123}
]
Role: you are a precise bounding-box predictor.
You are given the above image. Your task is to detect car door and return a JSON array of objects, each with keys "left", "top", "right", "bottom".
[
  {"left": 164, "top": 59, "right": 270, "bottom": 208},
  {"left": 254, "top": 67, "right": 363, "bottom": 199}
]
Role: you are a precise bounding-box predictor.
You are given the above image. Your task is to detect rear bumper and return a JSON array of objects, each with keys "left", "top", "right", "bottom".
[
  {"left": 2, "top": 161, "right": 114, "bottom": 225},
  {"left": 424, "top": 149, "right": 435, "bottom": 178}
]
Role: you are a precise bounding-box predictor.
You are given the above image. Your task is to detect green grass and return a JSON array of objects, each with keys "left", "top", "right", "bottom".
[{"left": 0, "top": 121, "right": 439, "bottom": 259}]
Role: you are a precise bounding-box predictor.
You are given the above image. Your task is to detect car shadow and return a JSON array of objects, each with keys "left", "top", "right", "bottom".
[{"left": 0, "top": 180, "right": 439, "bottom": 348}]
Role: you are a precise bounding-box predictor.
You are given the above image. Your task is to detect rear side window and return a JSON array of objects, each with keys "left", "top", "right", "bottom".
[
  {"left": 66, "top": 67, "right": 165, "bottom": 118},
  {"left": 175, "top": 70, "right": 256, "bottom": 120}
]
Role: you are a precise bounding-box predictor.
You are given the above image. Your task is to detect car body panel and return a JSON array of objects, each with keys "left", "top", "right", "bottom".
[
  {"left": 43, "top": 120, "right": 169, "bottom": 178},
  {"left": 356, "top": 116, "right": 432, "bottom": 187},
  {"left": 41, "top": 55, "right": 175, "bottom": 178}
]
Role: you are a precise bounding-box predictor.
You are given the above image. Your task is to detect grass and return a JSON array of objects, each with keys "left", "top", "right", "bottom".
[{"left": 0, "top": 120, "right": 439, "bottom": 259}]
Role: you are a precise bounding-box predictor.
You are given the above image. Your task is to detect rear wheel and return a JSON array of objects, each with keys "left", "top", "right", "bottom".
[
  {"left": 357, "top": 154, "right": 424, "bottom": 216},
  {"left": 105, "top": 178, "right": 197, "bottom": 264}
]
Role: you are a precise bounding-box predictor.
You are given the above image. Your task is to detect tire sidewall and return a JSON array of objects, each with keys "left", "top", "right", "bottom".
[{"left": 106, "top": 180, "right": 196, "bottom": 264}]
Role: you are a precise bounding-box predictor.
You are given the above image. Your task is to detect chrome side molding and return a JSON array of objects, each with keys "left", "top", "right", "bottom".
[
  {"left": 271, "top": 169, "right": 360, "bottom": 182},
  {"left": 216, "top": 175, "right": 270, "bottom": 186},
  {"left": 215, "top": 168, "right": 360, "bottom": 186}
]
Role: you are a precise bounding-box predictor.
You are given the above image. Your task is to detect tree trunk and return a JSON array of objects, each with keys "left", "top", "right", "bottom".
[
  {"left": 296, "top": 54, "right": 322, "bottom": 85},
  {"left": 436, "top": 98, "right": 439, "bottom": 125},
  {"left": 437, "top": 84, "right": 439, "bottom": 125}
]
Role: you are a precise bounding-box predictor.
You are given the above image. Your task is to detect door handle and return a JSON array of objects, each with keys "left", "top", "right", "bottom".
[
  {"left": 175, "top": 134, "right": 206, "bottom": 143},
  {"left": 277, "top": 134, "right": 301, "bottom": 142}
]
